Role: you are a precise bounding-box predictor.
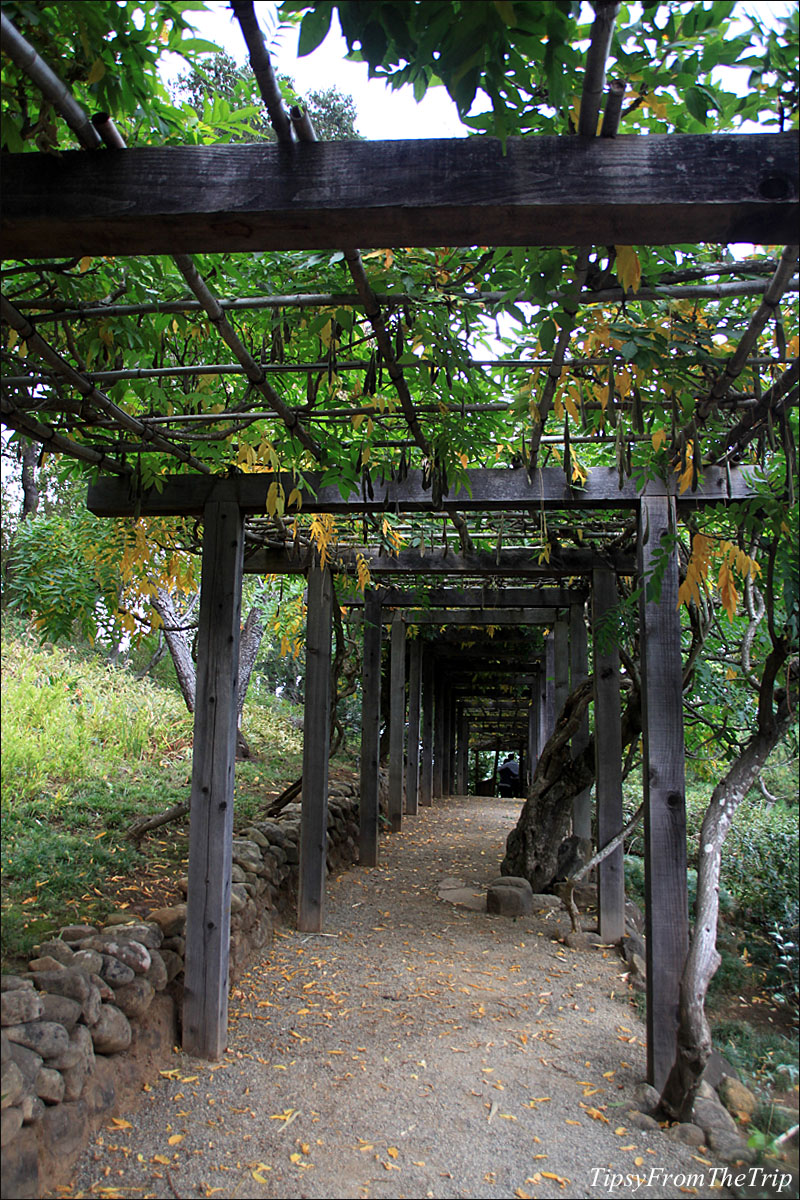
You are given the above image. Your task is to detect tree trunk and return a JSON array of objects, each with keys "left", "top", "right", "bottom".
[
  {"left": 660, "top": 648, "right": 797, "bottom": 1120},
  {"left": 20, "top": 440, "right": 39, "bottom": 518},
  {"left": 151, "top": 588, "right": 197, "bottom": 712},
  {"left": 236, "top": 603, "right": 265, "bottom": 757}
]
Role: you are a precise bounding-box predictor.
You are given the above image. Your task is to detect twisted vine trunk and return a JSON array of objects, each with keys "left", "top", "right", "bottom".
[
  {"left": 660, "top": 647, "right": 797, "bottom": 1120},
  {"left": 502, "top": 677, "right": 642, "bottom": 892},
  {"left": 501, "top": 679, "right": 595, "bottom": 890}
]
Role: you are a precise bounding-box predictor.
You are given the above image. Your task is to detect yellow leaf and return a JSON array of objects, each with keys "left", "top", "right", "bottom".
[
  {"left": 387, "top": 1146, "right": 399, "bottom": 1158},
  {"left": 634, "top": 1157, "right": 644, "bottom": 1166},
  {"left": 79, "top": 256, "right": 93, "bottom": 273},
  {"left": 152, "top": 1154, "right": 171, "bottom": 1165},
  {"left": 87, "top": 58, "right": 106, "bottom": 85},
  {"left": 168, "top": 1134, "right": 184, "bottom": 1145},
  {"left": 251, "top": 1170, "right": 270, "bottom": 1183},
  {"left": 515, "top": 1190, "right": 532, "bottom": 1199},
  {"left": 109, "top": 1118, "right": 132, "bottom": 1130},
  {"left": 289, "top": 1152, "right": 302, "bottom": 1163},
  {"left": 651, "top": 427, "right": 667, "bottom": 451},
  {"left": 615, "top": 245, "right": 642, "bottom": 294}
]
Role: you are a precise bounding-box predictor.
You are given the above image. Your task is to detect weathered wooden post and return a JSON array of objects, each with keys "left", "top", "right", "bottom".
[
  {"left": 527, "top": 665, "right": 541, "bottom": 787},
  {"left": 543, "top": 631, "right": 556, "bottom": 745},
  {"left": 388, "top": 611, "right": 406, "bottom": 831},
  {"left": 433, "top": 675, "right": 445, "bottom": 798},
  {"left": 554, "top": 615, "right": 569, "bottom": 716},
  {"left": 420, "top": 647, "right": 434, "bottom": 806},
  {"left": 570, "top": 601, "right": 592, "bottom": 839},
  {"left": 183, "top": 500, "right": 244, "bottom": 1060},
  {"left": 592, "top": 568, "right": 625, "bottom": 943},
  {"left": 406, "top": 637, "right": 422, "bottom": 815},
  {"left": 639, "top": 495, "right": 689, "bottom": 1090},
  {"left": 456, "top": 705, "right": 469, "bottom": 794},
  {"left": 298, "top": 562, "right": 333, "bottom": 932},
  {"left": 359, "top": 589, "right": 382, "bottom": 866}
]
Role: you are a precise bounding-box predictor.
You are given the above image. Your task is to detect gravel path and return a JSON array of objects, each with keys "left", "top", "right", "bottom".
[{"left": 61, "top": 795, "right": 735, "bottom": 1200}]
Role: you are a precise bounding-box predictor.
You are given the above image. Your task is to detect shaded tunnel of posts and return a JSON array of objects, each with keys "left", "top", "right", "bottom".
[{"left": 87, "top": 470, "right": 752, "bottom": 1091}]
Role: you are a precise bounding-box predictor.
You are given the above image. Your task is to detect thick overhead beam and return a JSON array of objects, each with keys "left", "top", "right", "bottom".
[
  {"left": 88, "top": 466, "right": 753, "bottom": 519},
  {"left": 345, "top": 587, "right": 584, "bottom": 608},
  {"left": 384, "top": 608, "right": 558, "bottom": 625},
  {"left": 3, "top": 135, "right": 796, "bottom": 258},
  {"left": 250, "top": 546, "right": 637, "bottom": 577}
]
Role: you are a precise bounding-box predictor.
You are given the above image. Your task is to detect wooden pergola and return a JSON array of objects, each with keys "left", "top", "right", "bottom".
[{"left": 2, "top": 2, "right": 797, "bottom": 1095}]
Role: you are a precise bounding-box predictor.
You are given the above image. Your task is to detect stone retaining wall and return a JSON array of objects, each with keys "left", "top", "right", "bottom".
[{"left": 1, "top": 781, "right": 362, "bottom": 1200}]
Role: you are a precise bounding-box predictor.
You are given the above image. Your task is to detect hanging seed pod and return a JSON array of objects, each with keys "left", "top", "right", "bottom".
[
  {"left": 398, "top": 448, "right": 408, "bottom": 482},
  {"left": 403, "top": 303, "right": 413, "bottom": 329},
  {"left": 633, "top": 387, "right": 644, "bottom": 433},
  {"left": 692, "top": 435, "right": 701, "bottom": 492},
  {"left": 616, "top": 422, "right": 625, "bottom": 489},
  {"left": 364, "top": 351, "right": 377, "bottom": 396}
]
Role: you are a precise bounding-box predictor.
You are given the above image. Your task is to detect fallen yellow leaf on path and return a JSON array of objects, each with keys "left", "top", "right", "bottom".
[
  {"left": 167, "top": 1133, "right": 184, "bottom": 1145},
  {"left": 387, "top": 1146, "right": 398, "bottom": 1158}
]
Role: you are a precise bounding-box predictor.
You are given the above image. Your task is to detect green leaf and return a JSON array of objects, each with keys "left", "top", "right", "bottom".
[{"left": 298, "top": 4, "right": 333, "bottom": 57}]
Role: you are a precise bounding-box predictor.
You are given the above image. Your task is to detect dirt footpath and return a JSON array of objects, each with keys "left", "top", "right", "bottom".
[{"left": 61, "top": 796, "right": 742, "bottom": 1200}]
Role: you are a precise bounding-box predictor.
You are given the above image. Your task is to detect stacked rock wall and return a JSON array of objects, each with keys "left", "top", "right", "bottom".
[{"left": 1, "top": 780, "right": 361, "bottom": 1199}]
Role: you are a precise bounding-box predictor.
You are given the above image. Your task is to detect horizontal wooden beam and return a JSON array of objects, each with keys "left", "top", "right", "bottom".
[
  {"left": 383, "top": 608, "right": 557, "bottom": 625},
  {"left": 345, "top": 586, "right": 583, "bottom": 608},
  {"left": 3, "top": 135, "right": 796, "bottom": 257},
  {"left": 247, "top": 545, "right": 637, "bottom": 577},
  {"left": 88, "top": 465, "right": 753, "bottom": 518}
]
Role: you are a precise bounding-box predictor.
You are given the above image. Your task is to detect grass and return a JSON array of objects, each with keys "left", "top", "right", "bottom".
[{"left": 0, "top": 621, "right": 312, "bottom": 967}]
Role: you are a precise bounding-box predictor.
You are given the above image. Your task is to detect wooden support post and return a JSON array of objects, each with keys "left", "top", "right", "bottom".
[
  {"left": 183, "top": 501, "right": 244, "bottom": 1060},
  {"left": 388, "top": 612, "right": 406, "bottom": 832},
  {"left": 359, "top": 590, "right": 382, "bottom": 866},
  {"left": 543, "top": 632, "right": 556, "bottom": 745},
  {"left": 639, "top": 496, "right": 689, "bottom": 1091},
  {"left": 592, "top": 568, "right": 625, "bottom": 944},
  {"left": 433, "top": 677, "right": 445, "bottom": 799},
  {"left": 456, "top": 707, "right": 469, "bottom": 794},
  {"left": 570, "top": 602, "right": 592, "bottom": 839},
  {"left": 441, "top": 696, "right": 453, "bottom": 796},
  {"left": 554, "top": 616, "right": 569, "bottom": 717},
  {"left": 405, "top": 638, "right": 421, "bottom": 816},
  {"left": 527, "top": 668, "right": 541, "bottom": 787},
  {"left": 420, "top": 648, "right": 434, "bottom": 807},
  {"left": 298, "top": 564, "right": 333, "bottom": 932}
]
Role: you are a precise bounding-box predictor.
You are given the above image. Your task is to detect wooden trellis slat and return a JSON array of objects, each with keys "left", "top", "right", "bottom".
[{"left": 3, "top": 134, "right": 796, "bottom": 257}]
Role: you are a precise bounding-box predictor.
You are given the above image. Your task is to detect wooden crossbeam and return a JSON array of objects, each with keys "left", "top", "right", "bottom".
[
  {"left": 88, "top": 466, "right": 753, "bottom": 518},
  {"left": 248, "top": 545, "right": 637, "bottom": 577},
  {"left": 382, "top": 608, "right": 557, "bottom": 625},
  {"left": 345, "top": 586, "right": 582, "bottom": 607},
  {"left": 3, "top": 135, "right": 796, "bottom": 257}
]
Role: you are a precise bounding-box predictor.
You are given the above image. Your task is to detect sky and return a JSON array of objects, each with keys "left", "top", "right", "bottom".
[{"left": 168, "top": 1, "right": 476, "bottom": 138}]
